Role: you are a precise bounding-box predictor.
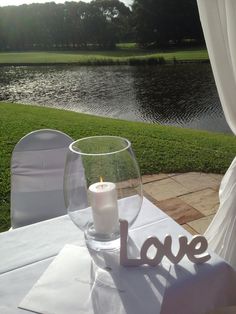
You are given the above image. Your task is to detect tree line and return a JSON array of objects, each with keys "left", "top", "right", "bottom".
[{"left": 0, "top": 0, "right": 204, "bottom": 51}]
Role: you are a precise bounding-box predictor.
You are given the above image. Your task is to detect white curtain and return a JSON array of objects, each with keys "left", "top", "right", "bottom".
[{"left": 197, "top": 0, "right": 236, "bottom": 268}]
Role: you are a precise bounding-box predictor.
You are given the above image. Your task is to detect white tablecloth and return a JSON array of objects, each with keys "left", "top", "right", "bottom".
[{"left": 0, "top": 197, "right": 236, "bottom": 314}]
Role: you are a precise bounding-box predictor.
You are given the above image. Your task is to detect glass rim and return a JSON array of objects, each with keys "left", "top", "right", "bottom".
[{"left": 69, "top": 135, "right": 131, "bottom": 156}]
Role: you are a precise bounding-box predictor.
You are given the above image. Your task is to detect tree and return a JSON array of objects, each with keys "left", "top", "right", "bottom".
[
  {"left": 132, "top": 0, "right": 204, "bottom": 48},
  {"left": 81, "top": 0, "right": 131, "bottom": 48},
  {"left": 0, "top": 0, "right": 131, "bottom": 51}
]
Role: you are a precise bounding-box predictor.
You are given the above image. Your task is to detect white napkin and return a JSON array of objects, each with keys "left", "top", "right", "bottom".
[{"left": 19, "top": 244, "right": 170, "bottom": 314}]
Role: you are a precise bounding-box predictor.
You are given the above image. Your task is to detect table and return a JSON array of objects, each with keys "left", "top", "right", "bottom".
[{"left": 0, "top": 197, "right": 236, "bottom": 314}]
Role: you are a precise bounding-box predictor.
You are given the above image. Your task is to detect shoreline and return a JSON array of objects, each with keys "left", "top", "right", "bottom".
[
  {"left": 0, "top": 48, "right": 209, "bottom": 66},
  {"left": 0, "top": 59, "right": 209, "bottom": 67}
]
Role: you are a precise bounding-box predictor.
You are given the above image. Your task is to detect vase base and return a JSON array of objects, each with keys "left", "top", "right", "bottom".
[{"left": 84, "top": 232, "right": 120, "bottom": 251}]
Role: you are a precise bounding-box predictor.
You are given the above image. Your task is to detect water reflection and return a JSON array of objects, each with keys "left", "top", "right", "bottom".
[
  {"left": 132, "top": 65, "right": 228, "bottom": 132},
  {"left": 0, "top": 64, "right": 231, "bottom": 133}
]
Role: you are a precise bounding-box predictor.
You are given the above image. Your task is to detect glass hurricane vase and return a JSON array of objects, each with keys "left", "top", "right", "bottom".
[{"left": 64, "top": 136, "right": 143, "bottom": 251}]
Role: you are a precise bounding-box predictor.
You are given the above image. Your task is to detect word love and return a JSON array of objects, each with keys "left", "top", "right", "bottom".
[{"left": 120, "top": 220, "right": 211, "bottom": 267}]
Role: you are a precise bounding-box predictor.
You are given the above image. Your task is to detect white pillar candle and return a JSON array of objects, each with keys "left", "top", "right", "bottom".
[{"left": 89, "top": 181, "right": 119, "bottom": 234}]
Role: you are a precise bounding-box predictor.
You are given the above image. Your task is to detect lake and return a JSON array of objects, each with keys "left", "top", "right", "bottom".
[{"left": 0, "top": 64, "right": 231, "bottom": 133}]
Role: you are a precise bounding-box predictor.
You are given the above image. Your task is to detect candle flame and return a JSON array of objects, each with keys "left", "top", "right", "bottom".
[{"left": 100, "top": 176, "right": 103, "bottom": 183}]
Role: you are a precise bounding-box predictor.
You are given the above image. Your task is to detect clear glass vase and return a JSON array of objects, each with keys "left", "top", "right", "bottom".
[{"left": 64, "top": 136, "right": 143, "bottom": 251}]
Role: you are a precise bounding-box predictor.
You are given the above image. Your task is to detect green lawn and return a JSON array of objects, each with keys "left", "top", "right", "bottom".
[
  {"left": 0, "top": 102, "right": 235, "bottom": 232},
  {"left": 0, "top": 47, "right": 208, "bottom": 64}
]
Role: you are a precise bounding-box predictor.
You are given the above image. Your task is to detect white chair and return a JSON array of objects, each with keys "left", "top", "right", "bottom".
[{"left": 10, "top": 129, "right": 73, "bottom": 228}]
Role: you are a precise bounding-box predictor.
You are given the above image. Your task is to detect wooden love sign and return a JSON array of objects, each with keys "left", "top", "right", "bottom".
[{"left": 119, "top": 220, "right": 211, "bottom": 266}]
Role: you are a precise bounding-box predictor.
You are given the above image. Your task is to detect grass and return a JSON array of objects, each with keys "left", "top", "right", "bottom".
[
  {"left": 1, "top": 102, "right": 236, "bottom": 232},
  {"left": 0, "top": 46, "right": 208, "bottom": 65},
  {"left": 116, "top": 42, "right": 138, "bottom": 49}
]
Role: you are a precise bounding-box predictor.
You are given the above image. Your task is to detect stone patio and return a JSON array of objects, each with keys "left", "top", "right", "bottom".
[{"left": 142, "top": 172, "right": 223, "bottom": 235}]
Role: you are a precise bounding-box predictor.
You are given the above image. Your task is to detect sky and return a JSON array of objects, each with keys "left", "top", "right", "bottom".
[{"left": 0, "top": 0, "right": 132, "bottom": 7}]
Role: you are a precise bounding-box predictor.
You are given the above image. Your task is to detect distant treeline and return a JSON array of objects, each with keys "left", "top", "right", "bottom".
[{"left": 0, "top": 0, "right": 204, "bottom": 51}]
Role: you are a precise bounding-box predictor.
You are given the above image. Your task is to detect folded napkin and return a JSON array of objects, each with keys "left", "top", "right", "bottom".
[{"left": 19, "top": 244, "right": 170, "bottom": 314}]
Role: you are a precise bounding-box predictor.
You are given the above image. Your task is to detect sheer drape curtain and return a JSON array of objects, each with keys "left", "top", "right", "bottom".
[{"left": 197, "top": 0, "right": 236, "bottom": 268}]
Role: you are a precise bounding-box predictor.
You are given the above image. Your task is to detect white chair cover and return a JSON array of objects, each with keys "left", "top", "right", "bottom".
[{"left": 11, "top": 129, "right": 73, "bottom": 228}]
